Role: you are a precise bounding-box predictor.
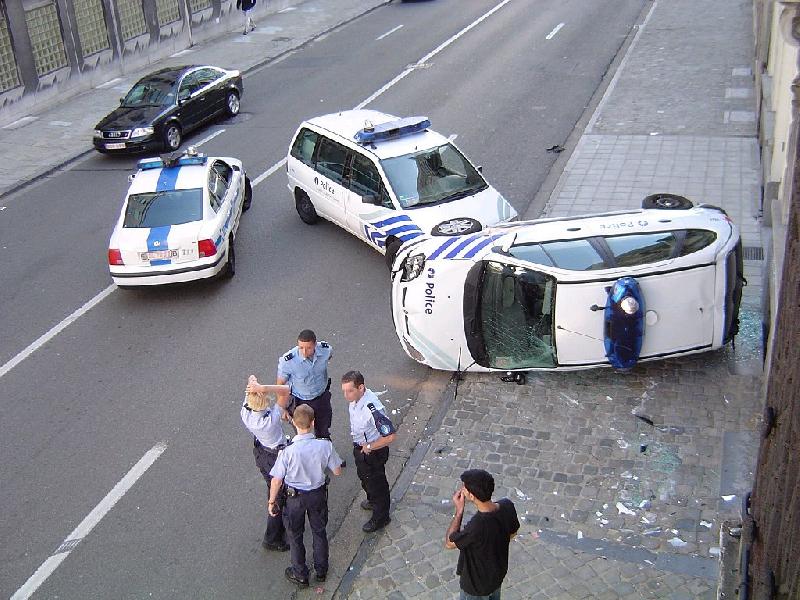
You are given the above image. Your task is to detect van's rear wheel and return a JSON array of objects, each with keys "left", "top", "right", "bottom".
[
  {"left": 295, "top": 190, "right": 319, "bottom": 224},
  {"left": 641, "top": 193, "right": 693, "bottom": 210}
]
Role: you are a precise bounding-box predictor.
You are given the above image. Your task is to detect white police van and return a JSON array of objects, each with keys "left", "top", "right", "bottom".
[
  {"left": 107, "top": 148, "right": 251, "bottom": 287},
  {"left": 286, "top": 110, "right": 517, "bottom": 265},
  {"left": 391, "top": 195, "right": 745, "bottom": 372}
]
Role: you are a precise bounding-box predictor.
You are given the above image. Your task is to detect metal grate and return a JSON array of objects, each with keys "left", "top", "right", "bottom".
[
  {"left": 117, "top": 0, "right": 146, "bottom": 41},
  {"left": 0, "top": 12, "right": 21, "bottom": 92},
  {"left": 156, "top": 0, "right": 180, "bottom": 25},
  {"left": 25, "top": 2, "right": 67, "bottom": 76},
  {"left": 188, "top": 0, "right": 212, "bottom": 14},
  {"left": 743, "top": 246, "right": 764, "bottom": 261},
  {"left": 73, "top": 0, "right": 109, "bottom": 56}
]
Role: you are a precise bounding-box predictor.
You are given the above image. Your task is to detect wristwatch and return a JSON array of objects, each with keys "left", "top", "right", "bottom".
[{"left": 366, "top": 444, "right": 372, "bottom": 450}]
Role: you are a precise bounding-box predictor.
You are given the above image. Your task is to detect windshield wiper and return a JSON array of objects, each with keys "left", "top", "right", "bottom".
[{"left": 439, "top": 184, "right": 487, "bottom": 204}]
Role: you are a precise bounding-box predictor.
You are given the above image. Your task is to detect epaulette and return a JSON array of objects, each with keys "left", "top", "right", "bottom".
[
  {"left": 320, "top": 341, "right": 330, "bottom": 348},
  {"left": 283, "top": 352, "right": 294, "bottom": 361}
]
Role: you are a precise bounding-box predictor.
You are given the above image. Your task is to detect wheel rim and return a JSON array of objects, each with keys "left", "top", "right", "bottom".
[
  {"left": 438, "top": 219, "right": 475, "bottom": 235},
  {"left": 167, "top": 126, "right": 180, "bottom": 149},
  {"left": 227, "top": 93, "right": 240, "bottom": 115},
  {"left": 298, "top": 197, "right": 314, "bottom": 219},
  {"left": 655, "top": 196, "right": 679, "bottom": 208}
]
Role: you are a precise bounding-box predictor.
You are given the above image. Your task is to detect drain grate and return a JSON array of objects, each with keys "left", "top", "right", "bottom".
[{"left": 743, "top": 246, "right": 764, "bottom": 261}]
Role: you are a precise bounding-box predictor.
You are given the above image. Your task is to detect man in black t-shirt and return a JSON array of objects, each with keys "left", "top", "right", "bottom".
[{"left": 445, "top": 469, "right": 520, "bottom": 600}]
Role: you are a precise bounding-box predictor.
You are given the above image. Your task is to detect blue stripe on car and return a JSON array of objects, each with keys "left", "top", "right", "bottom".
[
  {"left": 371, "top": 214, "right": 413, "bottom": 228},
  {"left": 428, "top": 237, "right": 460, "bottom": 260},
  {"left": 156, "top": 167, "right": 181, "bottom": 191},
  {"left": 147, "top": 225, "right": 171, "bottom": 265},
  {"left": 463, "top": 234, "right": 503, "bottom": 258},
  {"left": 385, "top": 224, "right": 422, "bottom": 236},
  {"left": 398, "top": 231, "right": 424, "bottom": 242},
  {"left": 444, "top": 234, "right": 482, "bottom": 259}
]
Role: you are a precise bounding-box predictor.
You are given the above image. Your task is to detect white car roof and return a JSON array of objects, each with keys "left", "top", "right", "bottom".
[
  {"left": 127, "top": 163, "right": 208, "bottom": 195},
  {"left": 304, "top": 109, "right": 450, "bottom": 160}
]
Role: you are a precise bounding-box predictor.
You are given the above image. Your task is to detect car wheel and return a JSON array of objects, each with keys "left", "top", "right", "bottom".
[
  {"left": 243, "top": 176, "right": 252, "bottom": 212},
  {"left": 433, "top": 217, "right": 481, "bottom": 236},
  {"left": 163, "top": 123, "right": 182, "bottom": 152},
  {"left": 385, "top": 238, "right": 402, "bottom": 269},
  {"left": 225, "top": 91, "right": 240, "bottom": 117},
  {"left": 295, "top": 190, "right": 319, "bottom": 224},
  {"left": 641, "top": 193, "right": 693, "bottom": 210},
  {"left": 223, "top": 236, "right": 236, "bottom": 279}
]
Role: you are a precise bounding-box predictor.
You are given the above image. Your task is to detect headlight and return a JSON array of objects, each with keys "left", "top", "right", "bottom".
[
  {"left": 93, "top": 129, "right": 103, "bottom": 138},
  {"left": 130, "top": 127, "right": 155, "bottom": 138},
  {"left": 619, "top": 296, "right": 640, "bottom": 315},
  {"left": 401, "top": 253, "right": 426, "bottom": 282}
]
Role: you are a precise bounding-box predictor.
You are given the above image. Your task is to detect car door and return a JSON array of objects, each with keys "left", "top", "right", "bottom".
[
  {"left": 193, "top": 67, "right": 225, "bottom": 119},
  {"left": 312, "top": 137, "right": 350, "bottom": 226},
  {"left": 176, "top": 71, "right": 205, "bottom": 130},
  {"left": 211, "top": 160, "right": 241, "bottom": 237},
  {"left": 346, "top": 153, "right": 394, "bottom": 246}
]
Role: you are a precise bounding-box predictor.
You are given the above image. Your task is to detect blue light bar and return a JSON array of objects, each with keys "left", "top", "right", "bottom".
[
  {"left": 137, "top": 154, "right": 207, "bottom": 170},
  {"left": 354, "top": 116, "right": 431, "bottom": 144}
]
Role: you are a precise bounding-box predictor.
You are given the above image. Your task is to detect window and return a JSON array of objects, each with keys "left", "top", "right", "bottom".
[
  {"left": 73, "top": 0, "right": 110, "bottom": 57},
  {"left": 605, "top": 232, "right": 677, "bottom": 267},
  {"left": 156, "top": 0, "right": 180, "bottom": 25},
  {"left": 678, "top": 229, "right": 717, "bottom": 256},
  {"left": 124, "top": 189, "right": 204, "bottom": 227},
  {"left": 194, "top": 67, "right": 220, "bottom": 88},
  {"left": 212, "top": 160, "right": 232, "bottom": 186},
  {"left": 540, "top": 240, "right": 605, "bottom": 271},
  {"left": 315, "top": 138, "right": 349, "bottom": 185},
  {"left": 116, "top": 0, "right": 147, "bottom": 41},
  {"left": 178, "top": 72, "right": 199, "bottom": 99},
  {"left": 208, "top": 169, "right": 228, "bottom": 211},
  {"left": 188, "top": 0, "right": 212, "bottom": 13},
  {"left": 291, "top": 128, "right": 319, "bottom": 167},
  {"left": 25, "top": 1, "right": 68, "bottom": 76},
  {"left": 0, "top": 11, "right": 21, "bottom": 92}
]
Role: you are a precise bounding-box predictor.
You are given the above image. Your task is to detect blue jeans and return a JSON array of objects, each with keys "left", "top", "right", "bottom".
[{"left": 460, "top": 588, "right": 501, "bottom": 600}]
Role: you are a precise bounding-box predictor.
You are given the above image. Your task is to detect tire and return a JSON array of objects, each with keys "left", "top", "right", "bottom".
[
  {"left": 243, "top": 176, "right": 252, "bottom": 212},
  {"left": 163, "top": 123, "right": 182, "bottom": 152},
  {"left": 295, "top": 190, "right": 319, "bottom": 224},
  {"left": 223, "top": 236, "right": 235, "bottom": 279},
  {"left": 641, "top": 193, "right": 693, "bottom": 210},
  {"left": 225, "top": 90, "right": 240, "bottom": 117},
  {"left": 433, "top": 217, "right": 482, "bottom": 236},
  {"left": 385, "top": 238, "right": 402, "bottom": 269}
]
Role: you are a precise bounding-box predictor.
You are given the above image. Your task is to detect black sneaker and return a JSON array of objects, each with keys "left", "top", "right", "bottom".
[
  {"left": 262, "top": 541, "right": 289, "bottom": 552},
  {"left": 284, "top": 567, "right": 309, "bottom": 587},
  {"left": 362, "top": 517, "right": 391, "bottom": 533},
  {"left": 315, "top": 571, "right": 327, "bottom": 582},
  {"left": 360, "top": 500, "right": 374, "bottom": 511}
]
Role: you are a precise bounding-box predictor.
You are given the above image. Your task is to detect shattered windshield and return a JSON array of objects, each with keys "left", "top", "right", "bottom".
[
  {"left": 477, "top": 261, "right": 556, "bottom": 369},
  {"left": 380, "top": 143, "right": 487, "bottom": 209}
]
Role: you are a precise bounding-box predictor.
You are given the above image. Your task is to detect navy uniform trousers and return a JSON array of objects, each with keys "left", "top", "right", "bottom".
[
  {"left": 353, "top": 445, "right": 390, "bottom": 523},
  {"left": 290, "top": 390, "right": 333, "bottom": 439},
  {"left": 282, "top": 486, "right": 329, "bottom": 579},
  {"left": 253, "top": 440, "right": 287, "bottom": 546}
]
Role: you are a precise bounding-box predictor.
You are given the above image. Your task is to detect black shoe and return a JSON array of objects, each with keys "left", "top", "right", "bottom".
[
  {"left": 285, "top": 567, "right": 309, "bottom": 587},
  {"left": 315, "top": 571, "right": 327, "bottom": 582},
  {"left": 360, "top": 500, "right": 374, "bottom": 511},
  {"left": 362, "top": 517, "right": 390, "bottom": 533},
  {"left": 340, "top": 459, "right": 347, "bottom": 468},
  {"left": 262, "top": 541, "right": 289, "bottom": 552}
]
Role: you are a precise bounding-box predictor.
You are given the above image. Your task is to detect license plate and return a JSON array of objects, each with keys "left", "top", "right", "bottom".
[
  {"left": 105, "top": 142, "right": 126, "bottom": 150},
  {"left": 141, "top": 250, "right": 178, "bottom": 261}
]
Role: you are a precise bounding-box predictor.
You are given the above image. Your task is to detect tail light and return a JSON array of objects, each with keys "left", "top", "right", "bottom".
[
  {"left": 198, "top": 239, "right": 217, "bottom": 258},
  {"left": 108, "top": 249, "right": 123, "bottom": 265}
]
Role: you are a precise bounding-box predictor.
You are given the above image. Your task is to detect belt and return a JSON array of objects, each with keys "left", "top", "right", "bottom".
[
  {"left": 254, "top": 438, "right": 286, "bottom": 453},
  {"left": 285, "top": 484, "right": 325, "bottom": 497}
]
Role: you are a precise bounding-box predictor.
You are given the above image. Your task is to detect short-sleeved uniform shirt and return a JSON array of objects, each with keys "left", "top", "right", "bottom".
[
  {"left": 348, "top": 389, "right": 386, "bottom": 445},
  {"left": 240, "top": 398, "right": 284, "bottom": 449},
  {"left": 269, "top": 432, "right": 342, "bottom": 491},
  {"left": 449, "top": 498, "right": 520, "bottom": 596},
  {"left": 277, "top": 342, "right": 332, "bottom": 401}
]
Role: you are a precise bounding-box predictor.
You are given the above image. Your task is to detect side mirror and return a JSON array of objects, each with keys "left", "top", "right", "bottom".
[
  {"left": 119, "top": 97, "right": 124, "bottom": 104},
  {"left": 362, "top": 194, "right": 381, "bottom": 205},
  {"left": 477, "top": 165, "right": 483, "bottom": 173},
  {"left": 178, "top": 91, "right": 190, "bottom": 104}
]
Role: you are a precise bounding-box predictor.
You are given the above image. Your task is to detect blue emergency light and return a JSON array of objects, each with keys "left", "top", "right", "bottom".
[
  {"left": 137, "top": 152, "right": 207, "bottom": 170},
  {"left": 354, "top": 116, "right": 431, "bottom": 144}
]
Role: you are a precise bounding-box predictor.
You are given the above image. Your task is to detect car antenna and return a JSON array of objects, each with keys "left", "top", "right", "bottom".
[{"left": 555, "top": 324, "right": 603, "bottom": 343}]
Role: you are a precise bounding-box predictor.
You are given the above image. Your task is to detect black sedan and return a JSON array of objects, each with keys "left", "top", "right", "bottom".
[{"left": 93, "top": 65, "right": 243, "bottom": 154}]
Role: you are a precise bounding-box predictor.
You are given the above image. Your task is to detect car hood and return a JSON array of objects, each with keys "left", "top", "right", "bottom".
[
  {"left": 401, "top": 186, "right": 517, "bottom": 234},
  {"left": 96, "top": 105, "right": 168, "bottom": 130}
]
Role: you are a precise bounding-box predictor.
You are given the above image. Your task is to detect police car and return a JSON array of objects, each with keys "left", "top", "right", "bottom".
[
  {"left": 286, "top": 110, "right": 517, "bottom": 265},
  {"left": 390, "top": 195, "right": 745, "bottom": 372},
  {"left": 107, "top": 148, "right": 252, "bottom": 287}
]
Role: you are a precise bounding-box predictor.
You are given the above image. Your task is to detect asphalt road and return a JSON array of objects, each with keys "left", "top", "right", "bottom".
[{"left": 0, "top": 0, "right": 647, "bottom": 597}]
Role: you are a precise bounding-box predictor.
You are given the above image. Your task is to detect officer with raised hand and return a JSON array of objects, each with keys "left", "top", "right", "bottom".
[
  {"left": 241, "top": 377, "right": 291, "bottom": 552},
  {"left": 342, "top": 370, "right": 396, "bottom": 533},
  {"left": 268, "top": 404, "right": 343, "bottom": 588},
  {"left": 277, "top": 329, "right": 334, "bottom": 440}
]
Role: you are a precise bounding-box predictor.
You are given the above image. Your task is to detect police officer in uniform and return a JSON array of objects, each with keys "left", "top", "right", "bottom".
[
  {"left": 342, "top": 370, "right": 396, "bottom": 532},
  {"left": 268, "top": 404, "right": 343, "bottom": 587},
  {"left": 241, "top": 377, "right": 290, "bottom": 551},
  {"left": 277, "top": 329, "right": 334, "bottom": 440}
]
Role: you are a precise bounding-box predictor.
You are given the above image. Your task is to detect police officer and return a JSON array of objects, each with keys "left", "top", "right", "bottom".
[
  {"left": 241, "top": 377, "right": 290, "bottom": 552},
  {"left": 342, "top": 370, "right": 396, "bottom": 533},
  {"left": 277, "top": 329, "right": 334, "bottom": 440},
  {"left": 268, "top": 404, "right": 343, "bottom": 587}
]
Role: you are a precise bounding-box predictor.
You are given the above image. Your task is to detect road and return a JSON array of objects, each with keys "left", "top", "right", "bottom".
[{"left": 0, "top": 0, "right": 647, "bottom": 597}]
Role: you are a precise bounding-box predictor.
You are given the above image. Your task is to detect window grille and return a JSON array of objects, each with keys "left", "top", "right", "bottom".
[
  {"left": 0, "top": 13, "right": 21, "bottom": 92},
  {"left": 25, "top": 2, "right": 67, "bottom": 76},
  {"left": 117, "top": 0, "right": 146, "bottom": 41},
  {"left": 156, "top": 0, "right": 180, "bottom": 25},
  {"left": 73, "top": 0, "right": 109, "bottom": 56},
  {"left": 188, "top": 0, "right": 212, "bottom": 14}
]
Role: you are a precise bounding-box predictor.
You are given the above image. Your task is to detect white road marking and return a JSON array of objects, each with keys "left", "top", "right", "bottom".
[
  {"left": 376, "top": 24, "right": 403, "bottom": 41},
  {"left": 2, "top": 116, "right": 38, "bottom": 130},
  {"left": 170, "top": 48, "right": 194, "bottom": 57},
  {"left": 49, "top": 121, "right": 72, "bottom": 127},
  {"left": 193, "top": 129, "right": 225, "bottom": 147},
  {"left": 448, "top": 134, "right": 458, "bottom": 142},
  {"left": 95, "top": 77, "right": 123, "bottom": 89},
  {"left": 545, "top": 22, "right": 565, "bottom": 40},
  {"left": 278, "top": 6, "right": 296, "bottom": 12},
  {"left": 10, "top": 442, "right": 168, "bottom": 600},
  {"left": 252, "top": 158, "right": 287, "bottom": 187},
  {"left": 0, "top": 284, "right": 115, "bottom": 380}
]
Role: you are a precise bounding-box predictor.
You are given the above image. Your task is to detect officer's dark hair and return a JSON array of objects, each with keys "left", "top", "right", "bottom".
[
  {"left": 341, "top": 370, "right": 365, "bottom": 387},
  {"left": 293, "top": 404, "right": 315, "bottom": 429},
  {"left": 460, "top": 469, "right": 494, "bottom": 502},
  {"left": 298, "top": 329, "right": 316, "bottom": 343}
]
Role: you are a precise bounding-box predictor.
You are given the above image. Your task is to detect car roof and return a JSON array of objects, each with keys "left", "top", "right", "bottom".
[
  {"left": 127, "top": 162, "right": 208, "bottom": 195},
  {"left": 305, "top": 110, "right": 449, "bottom": 160},
  {"left": 137, "top": 65, "right": 221, "bottom": 81}
]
